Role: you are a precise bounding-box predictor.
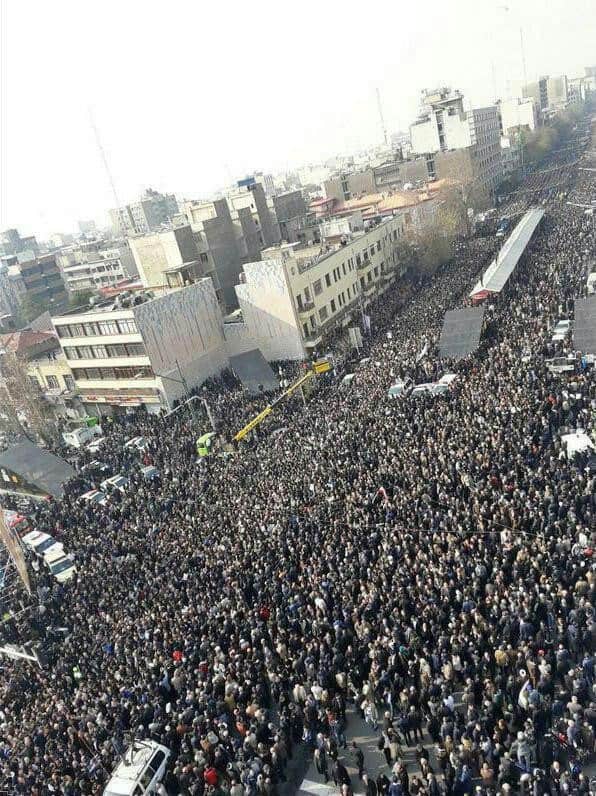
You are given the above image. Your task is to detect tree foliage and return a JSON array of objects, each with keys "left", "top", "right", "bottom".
[
  {"left": 0, "top": 351, "right": 56, "bottom": 443},
  {"left": 69, "top": 289, "right": 95, "bottom": 308}
]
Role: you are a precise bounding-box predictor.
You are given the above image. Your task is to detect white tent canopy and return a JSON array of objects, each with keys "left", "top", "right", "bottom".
[{"left": 470, "top": 207, "right": 544, "bottom": 297}]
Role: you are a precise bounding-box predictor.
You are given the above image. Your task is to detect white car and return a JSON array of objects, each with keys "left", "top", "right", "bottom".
[
  {"left": 438, "top": 373, "right": 458, "bottom": 387},
  {"left": 546, "top": 356, "right": 575, "bottom": 375},
  {"left": 86, "top": 437, "right": 106, "bottom": 454},
  {"left": 124, "top": 436, "right": 148, "bottom": 452},
  {"left": 551, "top": 319, "right": 571, "bottom": 342},
  {"left": 44, "top": 549, "right": 76, "bottom": 583},
  {"left": 410, "top": 383, "right": 435, "bottom": 398},
  {"left": 79, "top": 489, "right": 107, "bottom": 506},
  {"left": 100, "top": 474, "right": 129, "bottom": 493},
  {"left": 387, "top": 379, "right": 412, "bottom": 399},
  {"left": 341, "top": 373, "right": 355, "bottom": 388},
  {"left": 22, "top": 531, "right": 63, "bottom": 559}
]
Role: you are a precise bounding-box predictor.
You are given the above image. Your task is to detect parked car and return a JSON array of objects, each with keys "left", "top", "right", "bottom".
[
  {"left": 86, "top": 437, "right": 106, "bottom": 454},
  {"left": 124, "top": 436, "right": 148, "bottom": 452},
  {"left": 62, "top": 424, "right": 103, "bottom": 449},
  {"left": 100, "top": 474, "right": 129, "bottom": 493},
  {"left": 551, "top": 319, "right": 571, "bottom": 343},
  {"left": 103, "top": 741, "right": 170, "bottom": 796},
  {"left": 22, "top": 530, "right": 63, "bottom": 559},
  {"left": 545, "top": 355, "right": 576, "bottom": 375},
  {"left": 44, "top": 548, "right": 76, "bottom": 583},
  {"left": 81, "top": 460, "right": 111, "bottom": 476},
  {"left": 496, "top": 218, "right": 511, "bottom": 237},
  {"left": 141, "top": 465, "right": 160, "bottom": 481},
  {"left": 79, "top": 489, "right": 107, "bottom": 506},
  {"left": 410, "top": 383, "right": 436, "bottom": 398},
  {"left": 340, "top": 373, "right": 355, "bottom": 388},
  {"left": 387, "top": 378, "right": 413, "bottom": 399}
]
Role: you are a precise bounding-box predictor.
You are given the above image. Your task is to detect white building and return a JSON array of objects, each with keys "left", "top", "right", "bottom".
[
  {"left": 227, "top": 213, "right": 408, "bottom": 355},
  {"left": 498, "top": 97, "right": 538, "bottom": 135},
  {"left": 62, "top": 256, "right": 127, "bottom": 292},
  {"left": 51, "top": 281, "right": 227, "bottom": 416}
]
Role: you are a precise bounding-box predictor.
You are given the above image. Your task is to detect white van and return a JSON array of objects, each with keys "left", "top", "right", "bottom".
[
  {"left": 103, "top": 741, "right": 170, "bottom": 796},
  {"left": 44, "top": 549, "right": 76, "bottom": 583},
  {"left": 587, "top": 272, "right": 596, "bottom": 295},
  {"left": 62, "top": 425, "right": 103, "bottom": 448}
]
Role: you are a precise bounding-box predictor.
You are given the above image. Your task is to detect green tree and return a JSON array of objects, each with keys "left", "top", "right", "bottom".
[
  {"left": 19, "top": 294, "right": 47, "bottom": 324},
  {"left": 68, "top": 289, "right": 95, "bottom": 308}
]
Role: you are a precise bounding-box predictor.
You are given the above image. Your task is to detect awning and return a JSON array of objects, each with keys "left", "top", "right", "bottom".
[
  {"left": 0, "top": 442, "right": 75, "bottom": 498},
  {"left": 229, "top": 349, "right": 278, "bottom": 395}
]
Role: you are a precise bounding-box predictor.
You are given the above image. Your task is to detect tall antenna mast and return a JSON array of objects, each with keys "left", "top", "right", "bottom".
[
  {"left": 89, "top": 107, "right": 121, "bottom": 210},
  {"left": 519, "top": 27, "right": 528, "bottom": 89},
  {"left": 376, "top": 87, "right": 388, "bottom": 146}
]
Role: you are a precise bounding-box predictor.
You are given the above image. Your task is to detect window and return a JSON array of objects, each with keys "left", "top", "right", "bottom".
[
  {"left": 98, "top": 320, "right": 119, "bottom": 336},
  {"left": 313, "top": 279, "right": 322, "bottom": 297},
  {"left": 63, "top": 346, "right": 78, "bottom": 360},
  {"left": 117, "top": 318, "right": 137, "bottom": 334},
  {"left": 28, "top": 375, "right": 41, "bottom": 390},
  {"left": 342, "top": 262, "right": 346, "bottom": 276},
  {"left": 70, "top": 324, "right": 86, "bottom": 337},
  {"left": 347, "top": 287, "right": 351, "bottom": 299},
  {"left": 374, "top": 267, "right": 379, "bottom": 277},
  {"left": 333, "top": 270, "right": 338, "bottom": 283},
  {"left": 77, "top": 346, "right": 93, "bottom": 359},
  {"left": 325, "top": 273, "right": 331, "bottom": 288},
  {"left": 330, "top": 299, "right": 336, "bottom": 313},
  {"left": 356, "top": 255, "right": 361, "bottom": 267},
  {"left": 319, "top": 305, "right": 328, "bottom": 322},
  {"left": 63, "top": 375, "right": 75, "bottom": 391},
  {"left": 370, "top": 246, "right": 375, "bottom": 257},
  {"left": 45, "top": 375, "right": 59, "bottom": 390},
  {"left": 91, "top": 345, "right": 108, "bottom": 359},
  {"left": 376, "top": 241, "right": 381, "bottom": 252},
  {"left": 55, "top": 325, "right": 72, "bottom": 338},
  {"left": 126, "top": 343, "right": 145, "bottom": 356}
]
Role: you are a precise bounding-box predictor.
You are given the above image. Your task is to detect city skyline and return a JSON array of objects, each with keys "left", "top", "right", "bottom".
[{"left": 1, "top": 0, "right": 595, "bottom": 238}]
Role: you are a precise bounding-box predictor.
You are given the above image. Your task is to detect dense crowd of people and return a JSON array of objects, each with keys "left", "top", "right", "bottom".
[{"left": 0, "top": 132, "right": 594, "bottom": 796}]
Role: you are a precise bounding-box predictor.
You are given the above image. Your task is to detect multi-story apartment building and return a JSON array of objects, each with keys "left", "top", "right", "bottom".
[
  {"left": 226, "top": 178, "right": 280, "bottom": 250},
  {"left": 179, "top": 199, "right": 244, "bottom": 308},
  {"left": 51, "top": 281, "right": 227, "bottom": 416},
  {"left": 0, "top": 228, "right": 39, "bottom": 258},
  {"left": 128, "top": 224, "right": 220, "bottom": 299},
  {"left": 109, "top": 189, "right": 179, "bottom": 236},
  {"left": 409, "top": 88, "right": 502, "bottom": 206},
  {"left": 522, "top": 75, "right": 569, "bottom": 113},
  {"left": 62, "top": 258, "right": 128, "bottom": 293},
  {"left": 244, "top": 213, "right": 408, "bottom": 353},
  {"left": 498, "top": 97, "right": 538, "bottom": 135},
  {"left": 17, "top": 253, "right": 67, "bottom": 314},
  {"left": 324, "top": 158, "right": 429, "bottom": 202}
]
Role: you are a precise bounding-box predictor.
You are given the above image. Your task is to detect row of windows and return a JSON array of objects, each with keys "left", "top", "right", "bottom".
[
  {"left": 72, "top": 366, "right": 153, "bottom": 381},
  {"left": 55, "top": 319, "right": 138, "bottom": 338},
  {"left": 28, "top": 374, "right": 75, "bottom": 392},
  {"left": 63, "top": 343, "right": 146, "bottom": 360}
]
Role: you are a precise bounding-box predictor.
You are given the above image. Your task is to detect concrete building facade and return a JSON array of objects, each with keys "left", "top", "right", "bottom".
[
  {"left": 52, "top": 281, "right": 227, "bottom": 415},
  {"left": 522, "top": 75, "right": 569, "bottom": 113},
  {"left": 109, "top": 189, "right": 179, "bottom": 236},
  {"left": 226, "top": 179, "right": 280, "bottom": 249},
  {"left": 180, "top": 199, "right": 244, "bottom": 309},
  {"left": 17, "top": 253, "right": 67, "bottom": 314},
  {"left": 128, "top": 225, "right": 219, "bottom": 298},
  {"left": 324, "top": 159, "right": 429, "bottom": 203},
  {"left": 498, "top": 97, "right": 538, "bottom": 135}
]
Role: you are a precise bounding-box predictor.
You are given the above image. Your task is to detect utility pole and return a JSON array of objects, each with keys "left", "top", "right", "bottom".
[{"left": 174, "top": 359, "right": 199, "bottom": 424}]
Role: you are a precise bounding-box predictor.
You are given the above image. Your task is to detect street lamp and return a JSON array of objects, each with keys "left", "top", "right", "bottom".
[{"left": 134, "top": 359, "right": 215, "bottom": 428}]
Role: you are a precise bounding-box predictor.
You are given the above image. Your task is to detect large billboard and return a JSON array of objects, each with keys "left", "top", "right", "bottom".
[{"left": 0, "top": 511, "right": 31, "bottom": 596}]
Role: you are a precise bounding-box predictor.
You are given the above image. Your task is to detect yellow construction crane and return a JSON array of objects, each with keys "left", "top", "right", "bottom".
[{"left": 233, "top": 358, "right": 331, "bottom": 442}]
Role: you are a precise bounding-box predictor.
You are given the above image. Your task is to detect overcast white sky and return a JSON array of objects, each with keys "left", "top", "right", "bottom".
[{"left": 1, "top": 0, "right": 595, "bottom": 237}]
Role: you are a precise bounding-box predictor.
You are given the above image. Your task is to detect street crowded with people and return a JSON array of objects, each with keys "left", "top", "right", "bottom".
[{"left": 0, "top": 136, "right": 594, "bottom": 796}]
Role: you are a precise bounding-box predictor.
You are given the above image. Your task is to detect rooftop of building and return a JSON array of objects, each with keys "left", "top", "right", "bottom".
[{"left": 0, "top": 329, "right": 58, "bottom": 356}]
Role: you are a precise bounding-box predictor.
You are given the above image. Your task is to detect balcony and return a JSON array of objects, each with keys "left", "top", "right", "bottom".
[
  {"left": 297, "top": 299, "right": 315, "bottom": 316},
  {"left": 357, "top": 259, "right": 369, "bottom": 271},
  {"left": 364, "top": 281, "right": 375, "bottom": 293},
  {"left": 303, "top": 331, "right": 322, "bottom": 348}
]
